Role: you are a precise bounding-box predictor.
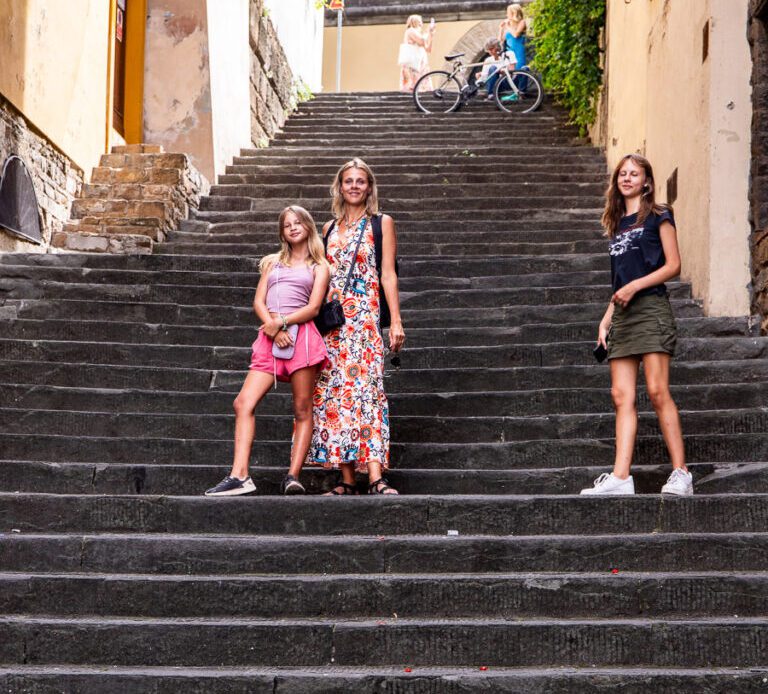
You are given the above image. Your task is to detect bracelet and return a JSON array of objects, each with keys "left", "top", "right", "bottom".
[{"left": 281, "top": 315, "right": 288, "bottom": 332}]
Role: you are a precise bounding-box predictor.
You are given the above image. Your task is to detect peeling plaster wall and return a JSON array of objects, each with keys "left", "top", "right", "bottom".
[{"left": 142, "top": 0, "right": 215, "bottom": 181}]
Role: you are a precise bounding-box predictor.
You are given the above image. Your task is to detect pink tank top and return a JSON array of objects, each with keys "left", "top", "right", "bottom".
[{"left": 266, "top": 262, "right": 315, "bottom": 314}]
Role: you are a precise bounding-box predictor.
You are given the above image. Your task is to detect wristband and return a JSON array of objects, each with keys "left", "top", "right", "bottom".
[{"left": 281, "top": 315, "right": 288, "bottom": 332}]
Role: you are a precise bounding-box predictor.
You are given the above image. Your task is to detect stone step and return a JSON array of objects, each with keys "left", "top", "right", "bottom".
[
  {"left": 0, "top": 404, "right": 764, "bottom": 442},
  {"left": 4, "top": 333, "right": 760, "bottom": 372},
  {"left": 0, "top": 433, "right": 762, "bottom": 469},
  {"left": 2, "top": 381, "right": 764, "bottom": 420},
  {"left": 5, "top": 279, "right": 690, "bottom": 310},
  {"left": 91, "top": 166, "right": 184, "bottom": 186},
  {"left": 0, "top": 314, "right": 751, "bottom": 352},
  {"left": 1, "top": 360, "right": 764, "bottom": 398},
  {"left": 5, "top": 298, "right": 707, "bottom": 328},
  {"left": 207, "top": 182, "right": 607, "bottom": 199},
  {"left": 3, "top": 571, "right": 768, "bottom": 619},
  {"left": 217, "top": 171, "right": 605, "bottom": 185},
  {"left": 1, "top": 665, "right": 766, "bottom": 694},
  {"left": 5, "top": 531, "right": 768, "bottom": 575},
  {"left": 3, "top": 492, "right": 768, "bottom": 537},
  {"left": 1, "top": 460, "right": 764, "bottom": 496},
  {"left": 70, "top": 198, "right": 172, "bottom": 221},
  {"left": 1, "top": 614, "right": 766, "bottom": 668}
]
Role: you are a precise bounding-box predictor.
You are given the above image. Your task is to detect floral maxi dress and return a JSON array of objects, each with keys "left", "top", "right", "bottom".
[{"left": 309, "top": 218, "right": 390, "bottom": 472}]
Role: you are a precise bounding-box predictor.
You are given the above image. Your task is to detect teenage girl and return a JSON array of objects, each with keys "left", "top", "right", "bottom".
[
  {"left": 205, "top": 206, "right": 330, "bottom": 497},
  {"left": 581, "top": 154, "right": 692, "bottom": 496},
  {"left": 498, "top": 3, "right": 527, "bottom": 69}
]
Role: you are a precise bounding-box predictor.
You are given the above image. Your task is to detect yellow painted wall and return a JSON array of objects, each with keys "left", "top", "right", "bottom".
[
  {"left": 0, "top": 0, "right": 112, "bottom": 176},
  {"left": 322, "top": 20, "right": 482, "bottom": 92},
  {"left": 594, "top": 0, "right": 751, "bottom": 316}
]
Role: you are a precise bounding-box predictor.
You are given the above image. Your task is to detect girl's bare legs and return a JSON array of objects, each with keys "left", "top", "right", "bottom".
[
  {"left": 288, "top": 365, "right": 321, "bottom": 478},
  {"left": 642, "top": 352, "right": 686, "bottom": 470},
  {"left": 230, "top": 370, "right": 274, "bottom": 479},
  {"left": 610, "top": 356, "right": 641, "bottom": 479}
]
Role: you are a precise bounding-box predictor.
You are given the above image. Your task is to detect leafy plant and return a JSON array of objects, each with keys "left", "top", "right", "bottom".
[{"left": 527, "top": 0, "right": 606, "bottom": 134}]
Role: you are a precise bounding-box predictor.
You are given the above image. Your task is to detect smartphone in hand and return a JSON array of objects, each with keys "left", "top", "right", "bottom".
[{"left": 593, "top": 343, "right": 608, "bottom": 363}]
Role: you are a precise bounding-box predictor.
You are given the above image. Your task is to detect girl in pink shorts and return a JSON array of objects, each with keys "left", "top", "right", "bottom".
[{"left": 205, "top": 206, "right": 330, "bottom": 497}]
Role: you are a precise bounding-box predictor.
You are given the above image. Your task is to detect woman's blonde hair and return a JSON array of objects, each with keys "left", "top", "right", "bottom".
[
  {"left": 601, "top": 153, "right": 670, "bottom": 237},
  {"left": 259, "top": 205, "right": 327, "bottom": 272},
  {"left": 406, "top": 14, "right": 423, "bottom": 29},
  {"left": 330, "top": 158, "right": 380, "bottom": 220},
  {"left": 507, "top": 3, "right": 524, "bottom": 21}
]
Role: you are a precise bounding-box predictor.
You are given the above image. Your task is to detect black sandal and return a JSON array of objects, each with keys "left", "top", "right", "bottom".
[
  {"left": 324, "top": 481, "right": 358, "bottom": 496},
  {"left": 368, "top": 478, "right": 398, "bottom": 495}
]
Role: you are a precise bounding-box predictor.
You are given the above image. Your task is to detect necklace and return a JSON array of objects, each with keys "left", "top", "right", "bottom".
[{"left": 343, "top": 211, "right": 365, "bottom": 231}]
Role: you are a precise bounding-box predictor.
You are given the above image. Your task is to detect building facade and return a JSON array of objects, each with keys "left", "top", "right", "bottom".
[{"left": 0, "top": 0, "right": 322, "bottom": 253}]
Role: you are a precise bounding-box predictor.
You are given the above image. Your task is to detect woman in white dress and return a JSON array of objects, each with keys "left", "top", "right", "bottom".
[{"left": 398, "top": 14, "right": 435, "bottom": 93}]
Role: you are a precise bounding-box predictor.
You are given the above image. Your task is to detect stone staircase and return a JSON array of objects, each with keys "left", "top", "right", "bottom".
[{"left": 1, "top": 92, "right": 768, "bottom": 691}]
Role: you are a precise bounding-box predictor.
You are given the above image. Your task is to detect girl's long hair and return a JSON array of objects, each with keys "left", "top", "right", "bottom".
[
  {"left": 330, "top": 158, "right": 380, "bottom": 221},
  {"left": 601, "top": 153, "right": 671, "bottom": 237},
  {"left": 259, "top": 205, "right": 327, "bottom": 272}
]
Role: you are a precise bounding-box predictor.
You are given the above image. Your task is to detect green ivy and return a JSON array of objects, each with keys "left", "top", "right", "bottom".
[{"left": 528, "top": 0, "right": 606, "bottom": 134}]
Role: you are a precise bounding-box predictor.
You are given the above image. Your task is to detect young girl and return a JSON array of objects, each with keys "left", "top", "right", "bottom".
[
  {"left": 205, "top": 206, "right": 330, "bottom": 497},
  {"left": 581, "top": 154, "right": 692, "bottom": 496}
]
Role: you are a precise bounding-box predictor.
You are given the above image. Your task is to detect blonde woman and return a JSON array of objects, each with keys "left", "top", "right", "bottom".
[
  {"left": 498, "top": 3, "right": 528, "bottom": 71},
  {"left": 205, "top": 206, "right": 330, "bottom": 497},
  {"left": 399, "top": 14, "right": 435, "bottom": 93},
  {"left": 310, "top": 159, "right": 405, "bottom": 495}
]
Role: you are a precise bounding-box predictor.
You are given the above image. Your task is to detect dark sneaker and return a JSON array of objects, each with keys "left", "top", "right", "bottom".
[
  {"left": 281, "top": 474, "right": 305, "bottom": 496},
  {"left": 204, "top": 476, "right": 256, "bottom": 497}
]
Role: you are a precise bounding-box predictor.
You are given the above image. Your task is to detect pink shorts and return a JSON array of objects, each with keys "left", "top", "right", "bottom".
[{"left": 250, "top": 321, "right": 330, "bottom": 382}]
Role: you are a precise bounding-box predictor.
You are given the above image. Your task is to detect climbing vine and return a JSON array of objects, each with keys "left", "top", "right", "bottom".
[{"left": 527, "top": 0, "right": 606, "bottom": 133}]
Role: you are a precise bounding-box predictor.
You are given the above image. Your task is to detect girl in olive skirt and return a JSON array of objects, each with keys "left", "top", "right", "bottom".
[{"left": 581, "top": 154, "right": 692, "bottom": 496}]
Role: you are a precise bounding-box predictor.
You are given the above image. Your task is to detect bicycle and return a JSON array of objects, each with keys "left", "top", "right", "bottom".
[{"left": 412, "top": 52, "right": 543, "bottom": 115}]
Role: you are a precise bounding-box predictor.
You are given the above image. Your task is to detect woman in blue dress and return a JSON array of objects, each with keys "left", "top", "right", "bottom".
[{"left": 498, "top": 3, "right": 528, "bottom": 91}]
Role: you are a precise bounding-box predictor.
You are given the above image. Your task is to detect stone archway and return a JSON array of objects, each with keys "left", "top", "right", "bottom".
[
  {"left": 442, "top": 19, "right": 500, "bottom": 70},
  {"left": 749, "top": 0, "right": 768, "bottom": 332}
]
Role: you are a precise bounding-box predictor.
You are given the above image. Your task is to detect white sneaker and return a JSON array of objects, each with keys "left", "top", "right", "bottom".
[
  {"left": 580, "top": 472, "right": 635, "bottom": 495},
  {"left": 661, "top": 468, "right": 693, "bottom": 496}
]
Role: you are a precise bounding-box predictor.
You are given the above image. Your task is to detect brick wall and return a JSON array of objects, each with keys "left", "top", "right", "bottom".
[
  {"left": 0, "top": 94, "right": 84, "bottom": 253},
  {"left": 750, "top": 0, "right": 768, "bottom": 332},
  {"left": 249, "top": 0, "right": 297, "bottom": 146}
]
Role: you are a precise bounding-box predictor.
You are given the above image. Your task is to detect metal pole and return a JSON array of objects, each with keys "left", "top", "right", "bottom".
[{"left": 335, "top": 10, "right": 342, "bottom": 92}]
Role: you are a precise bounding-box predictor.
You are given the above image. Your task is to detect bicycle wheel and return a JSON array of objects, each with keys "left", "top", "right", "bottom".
[
  {"left": 413, "top": 71, "right": 463, "bottom": 114},
  {"left": 494, "top": 70, "right": 544, "bottom": 114}
]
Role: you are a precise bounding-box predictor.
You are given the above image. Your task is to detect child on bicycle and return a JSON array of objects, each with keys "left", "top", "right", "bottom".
[{"left": 205, "top": 205, "right": 330, "bottom": 497}]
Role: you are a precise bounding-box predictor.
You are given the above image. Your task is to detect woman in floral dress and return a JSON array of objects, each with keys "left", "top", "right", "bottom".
[{"left": 310, "top": 158, "right": 405, "bottom": 495}]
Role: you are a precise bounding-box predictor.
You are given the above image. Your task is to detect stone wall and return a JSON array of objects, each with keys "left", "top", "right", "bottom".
[
  {"left": 250, "top": 0, "right": 297, "bottom": 146},
  {"left": 750, "top": 0, "right": 768, "bottom": 333},
  {"left": 0, "top": 94, "right": 83, "bottom": 253}
]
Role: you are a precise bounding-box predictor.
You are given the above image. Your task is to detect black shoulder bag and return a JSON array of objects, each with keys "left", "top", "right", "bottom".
[{"left": 314, "top": 219, "right": 366, "bottom": 335}]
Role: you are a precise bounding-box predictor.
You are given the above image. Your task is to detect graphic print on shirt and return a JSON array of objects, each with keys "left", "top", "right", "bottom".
[{"left": 609, "top": 226, "right": 644, "bottom": 257}]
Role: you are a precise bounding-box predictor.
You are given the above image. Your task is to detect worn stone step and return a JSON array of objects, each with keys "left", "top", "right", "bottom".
[
  {"left": 1, "top": 361, "right": 764, "bottom": 399},
  {"left": 0, "top": 433, "right": 762, "bottom": 469},
  {"left": 3, "top": 571, "right": 768, "bottom": 619},
  {"left": 1, "top": 460, "right": 763, "bottom": 496},
  {"left": 3, "top": 380, "right": 766, "bottom": 420},
  {"left": 5, "top": 531, "right": 768, "bottom": 574},
  {"left": 0, "top": 665, "right": 765, "bottom": 694},
  {"left": 1, "top": 615, "right": 766, "bottom": 667},
  {"left": 2, "top": 333, "right": 759, "bottom": 373},
  {"left": 207, "top": 182, "right": 607, "bottom": 199},
  {"left": 8, "top": 298, "right": 705, "bottom": 328},
  {"left": 3, "top": 493, "right": 768, "bottom": 536}
]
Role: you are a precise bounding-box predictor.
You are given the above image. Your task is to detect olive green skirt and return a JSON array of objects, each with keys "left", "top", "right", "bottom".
[{"left": 607, "top": 293, "right": 677, "bottom": 360}]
